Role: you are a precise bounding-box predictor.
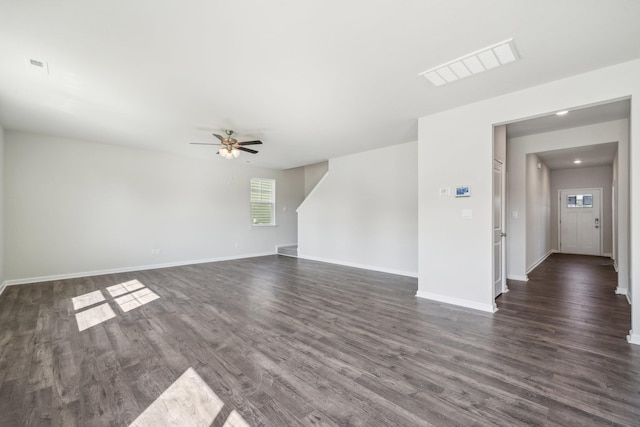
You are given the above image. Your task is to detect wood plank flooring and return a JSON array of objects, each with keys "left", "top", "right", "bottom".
[{"left": 0, "top": 253, "right": 639, "bottom": 426}]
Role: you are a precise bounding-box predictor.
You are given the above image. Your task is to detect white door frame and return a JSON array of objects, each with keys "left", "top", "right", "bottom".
[
  {"left": 493, "top": 159, "right": 508, "bottom": 298},
  {"left": 501, "top": 166, "right": 507, "bottom": 294},
  {"left": 557, "top": 187, "right": 603, "bottom": 256},
  {"left": 492, "top": 125, "right": 508, "bottom": 308}
]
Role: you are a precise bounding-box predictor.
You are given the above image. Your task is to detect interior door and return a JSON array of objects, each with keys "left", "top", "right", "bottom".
[
  {"left": 493, "top": 159, "right": 506, "bottom": 297},
  {"left": 559, "top": 188, "right": 601, "bottom": 256}
]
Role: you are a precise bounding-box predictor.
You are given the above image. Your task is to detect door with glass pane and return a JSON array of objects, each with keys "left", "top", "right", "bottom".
[{"left": 559, "top": 188, "right": 602, "bottom": 256}]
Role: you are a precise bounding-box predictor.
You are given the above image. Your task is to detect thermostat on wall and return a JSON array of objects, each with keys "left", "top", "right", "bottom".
[{"left": 455, "top": 185, "right": 471, "bottom": 197}]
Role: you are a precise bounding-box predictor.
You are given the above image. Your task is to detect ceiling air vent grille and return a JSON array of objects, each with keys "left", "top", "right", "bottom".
[
  {"left": 25, "top": 57, "right": 49, "bottom": 75},
  {"left": 419, "top": 38, "right": 519, "bottom": 87}
]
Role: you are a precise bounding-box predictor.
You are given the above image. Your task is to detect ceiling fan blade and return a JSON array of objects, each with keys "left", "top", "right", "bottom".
[
  {"left": 237, "top": 146, "right": 259, "bottom": 154},
  {"left": 213, "top": 134, "right": 225, "bottom": 142},
  {"left": 190, "top": 142, "right": 222, "bottom": 146},
  {"left": 237, "top": 140, "right": 262, "bottom": 146}
]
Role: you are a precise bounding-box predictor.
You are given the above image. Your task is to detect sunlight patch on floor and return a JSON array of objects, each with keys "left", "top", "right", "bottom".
[
  {"left": 223, "top": 410, "right": 251, "bottom": 427},
  {"left": 107, "top": 279, "right": 145, "bottom": 297},
  {"left": 71, "top": 290, "right": 105, "bottom": 310},
  {"left": 114, "top": 287, "right": 160, "bottom": 312},
  {"left": 72, "top": 280, "right": 161, "bottom": 331},
  {"left": 129, "top": 367, "right": 224, "bottom": 427},
  {"left": 75, "top": 303, "right": 117, "bottom": 331},
  {"left": 129, "top": 367, "right": 251, "bottom": 427}
]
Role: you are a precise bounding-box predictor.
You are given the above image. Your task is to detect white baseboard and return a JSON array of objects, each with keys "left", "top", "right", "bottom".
[
  {"left": 0, "top": 281, "right": 6, "bottom": 297},
  {"left": 415, "top": 290, "right": 496, "bottom": 313},
  {"left": 614, "top": 260, "right": 619, "bottom": 272},
  {"left": 526, "top": 250, "right": 553, "bottom": 274},
  {"left": 626, "top": 293, "right": 631, "bottom": 305},
  {"left": 297, "top": 254, "right": 417, "bottom": 278},
  {"left": 627, "top": 331, "right": 640, "bottom": 346},
  {"left": 602, "top": 252, "right": 612, "bottom": 257},
  {"left": 507, "top": 274, "right": 528, "bottom": 282},
  {"left": 3, "top": 251, "right": 276, "bottom": 287},
  {"left": 275, "top": 243, "right": 297, "bottom": 250}
]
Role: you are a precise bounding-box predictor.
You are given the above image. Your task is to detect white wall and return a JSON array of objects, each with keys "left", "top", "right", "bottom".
[
  {"left": 297, "top": 141, "right": 417, "bottom": 276},
  {"left": 526, "top": 154, "right": 551, "bottom": 271},
  {"left": 0, "top": 123, "right": 4, "bottom": 291},
  {"left": 4, "top": 131, "right": 305, "bottom": 282},
  {"left": 613, "top": 150, "right": 619, "bottom": 269},
  {"left": 303, "top": 161, "right": 328, "bottom": 197},
  {"left": 418, "top": 58, "right": 638, "bottom": 334},
  {"left": 279, "top": 165, "right": 306, "bottom": 245},
  {"left": 550, "top": 165, "right": 613, "bottom": 255},
  {"left": 507, "top": 120, "right": 628, "bottom": 282}
]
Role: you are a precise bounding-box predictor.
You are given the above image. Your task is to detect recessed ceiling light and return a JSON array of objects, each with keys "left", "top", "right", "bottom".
[
  {"left": 556, "top": 110, "right": 569, "bottom": 116},
  {"left": 574, "top": 159, "right": 582, "bottom": 164},
  {"left": 419, "top": 38, "right": 519, "bottom": 87}
]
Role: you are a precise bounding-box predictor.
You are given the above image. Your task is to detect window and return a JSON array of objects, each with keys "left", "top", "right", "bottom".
[
  {"left": 250, "top": 178, "right": 275, "bottom": 226},
  {"left": 567, "top": 194, "right": 593, "bottom": 208}
]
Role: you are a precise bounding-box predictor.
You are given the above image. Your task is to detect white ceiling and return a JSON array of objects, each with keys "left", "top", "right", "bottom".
[
  {"left": 536, "top": 142, "right": 619, "bottom": 170},
  {"left": 506, "top": 99, "right": 630, "bottom": 139},
  {"left": 1, "top": 1, "right": 639, "bottom": 169},
  {"left": 507, "top": 99, "right": 629, "bottom": 169}
]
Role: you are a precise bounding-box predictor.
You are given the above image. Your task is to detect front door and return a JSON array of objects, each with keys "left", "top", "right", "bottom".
[{"left": 559, "top": 188, "right": 602, "bottom": 256}]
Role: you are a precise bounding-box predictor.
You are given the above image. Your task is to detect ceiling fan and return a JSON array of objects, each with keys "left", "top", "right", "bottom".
[{"left": 190, "top": 130, "right": 262, "bottom": 159}]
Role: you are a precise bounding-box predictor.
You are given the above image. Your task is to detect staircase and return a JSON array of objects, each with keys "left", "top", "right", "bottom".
[{"left": 277, "top": 245, "right": 298, "bottom": 258}]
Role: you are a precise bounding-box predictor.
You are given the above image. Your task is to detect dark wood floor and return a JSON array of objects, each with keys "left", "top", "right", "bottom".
[{"left": 0, "top": 253, "right": 638, "bottom": 426}]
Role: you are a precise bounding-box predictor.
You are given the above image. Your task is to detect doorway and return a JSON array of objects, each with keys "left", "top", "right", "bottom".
[{"left": 496, "top": 98, "right": 630, "bottom": 340}]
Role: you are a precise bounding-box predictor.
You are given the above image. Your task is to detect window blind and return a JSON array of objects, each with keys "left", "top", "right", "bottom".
[{"left": 250, "top": 178, "right": 275, "bottom": 225}]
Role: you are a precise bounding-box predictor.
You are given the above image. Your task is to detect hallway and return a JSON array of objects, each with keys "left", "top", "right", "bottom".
[
  {"left": 499, "top": 254, "right": 628, "bottom": 346},
  {"left": 496, "top": 253, "right": 638, "bottom": 423}
]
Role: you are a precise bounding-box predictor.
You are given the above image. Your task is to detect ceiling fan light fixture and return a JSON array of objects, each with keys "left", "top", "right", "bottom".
[
  {"left": 191, "top": 129, "right": 262, "bottom": 159},
  {"left": 219, "top": 147, "right": 237, "bottom": 159}
]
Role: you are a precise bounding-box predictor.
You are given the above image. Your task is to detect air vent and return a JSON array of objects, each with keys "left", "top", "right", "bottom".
[
  {"left": 25, "top": 57, "right": 49, "bottom": 75},
  {"left": 419, "top": 39, "right": 519, "bottom": 87}
]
